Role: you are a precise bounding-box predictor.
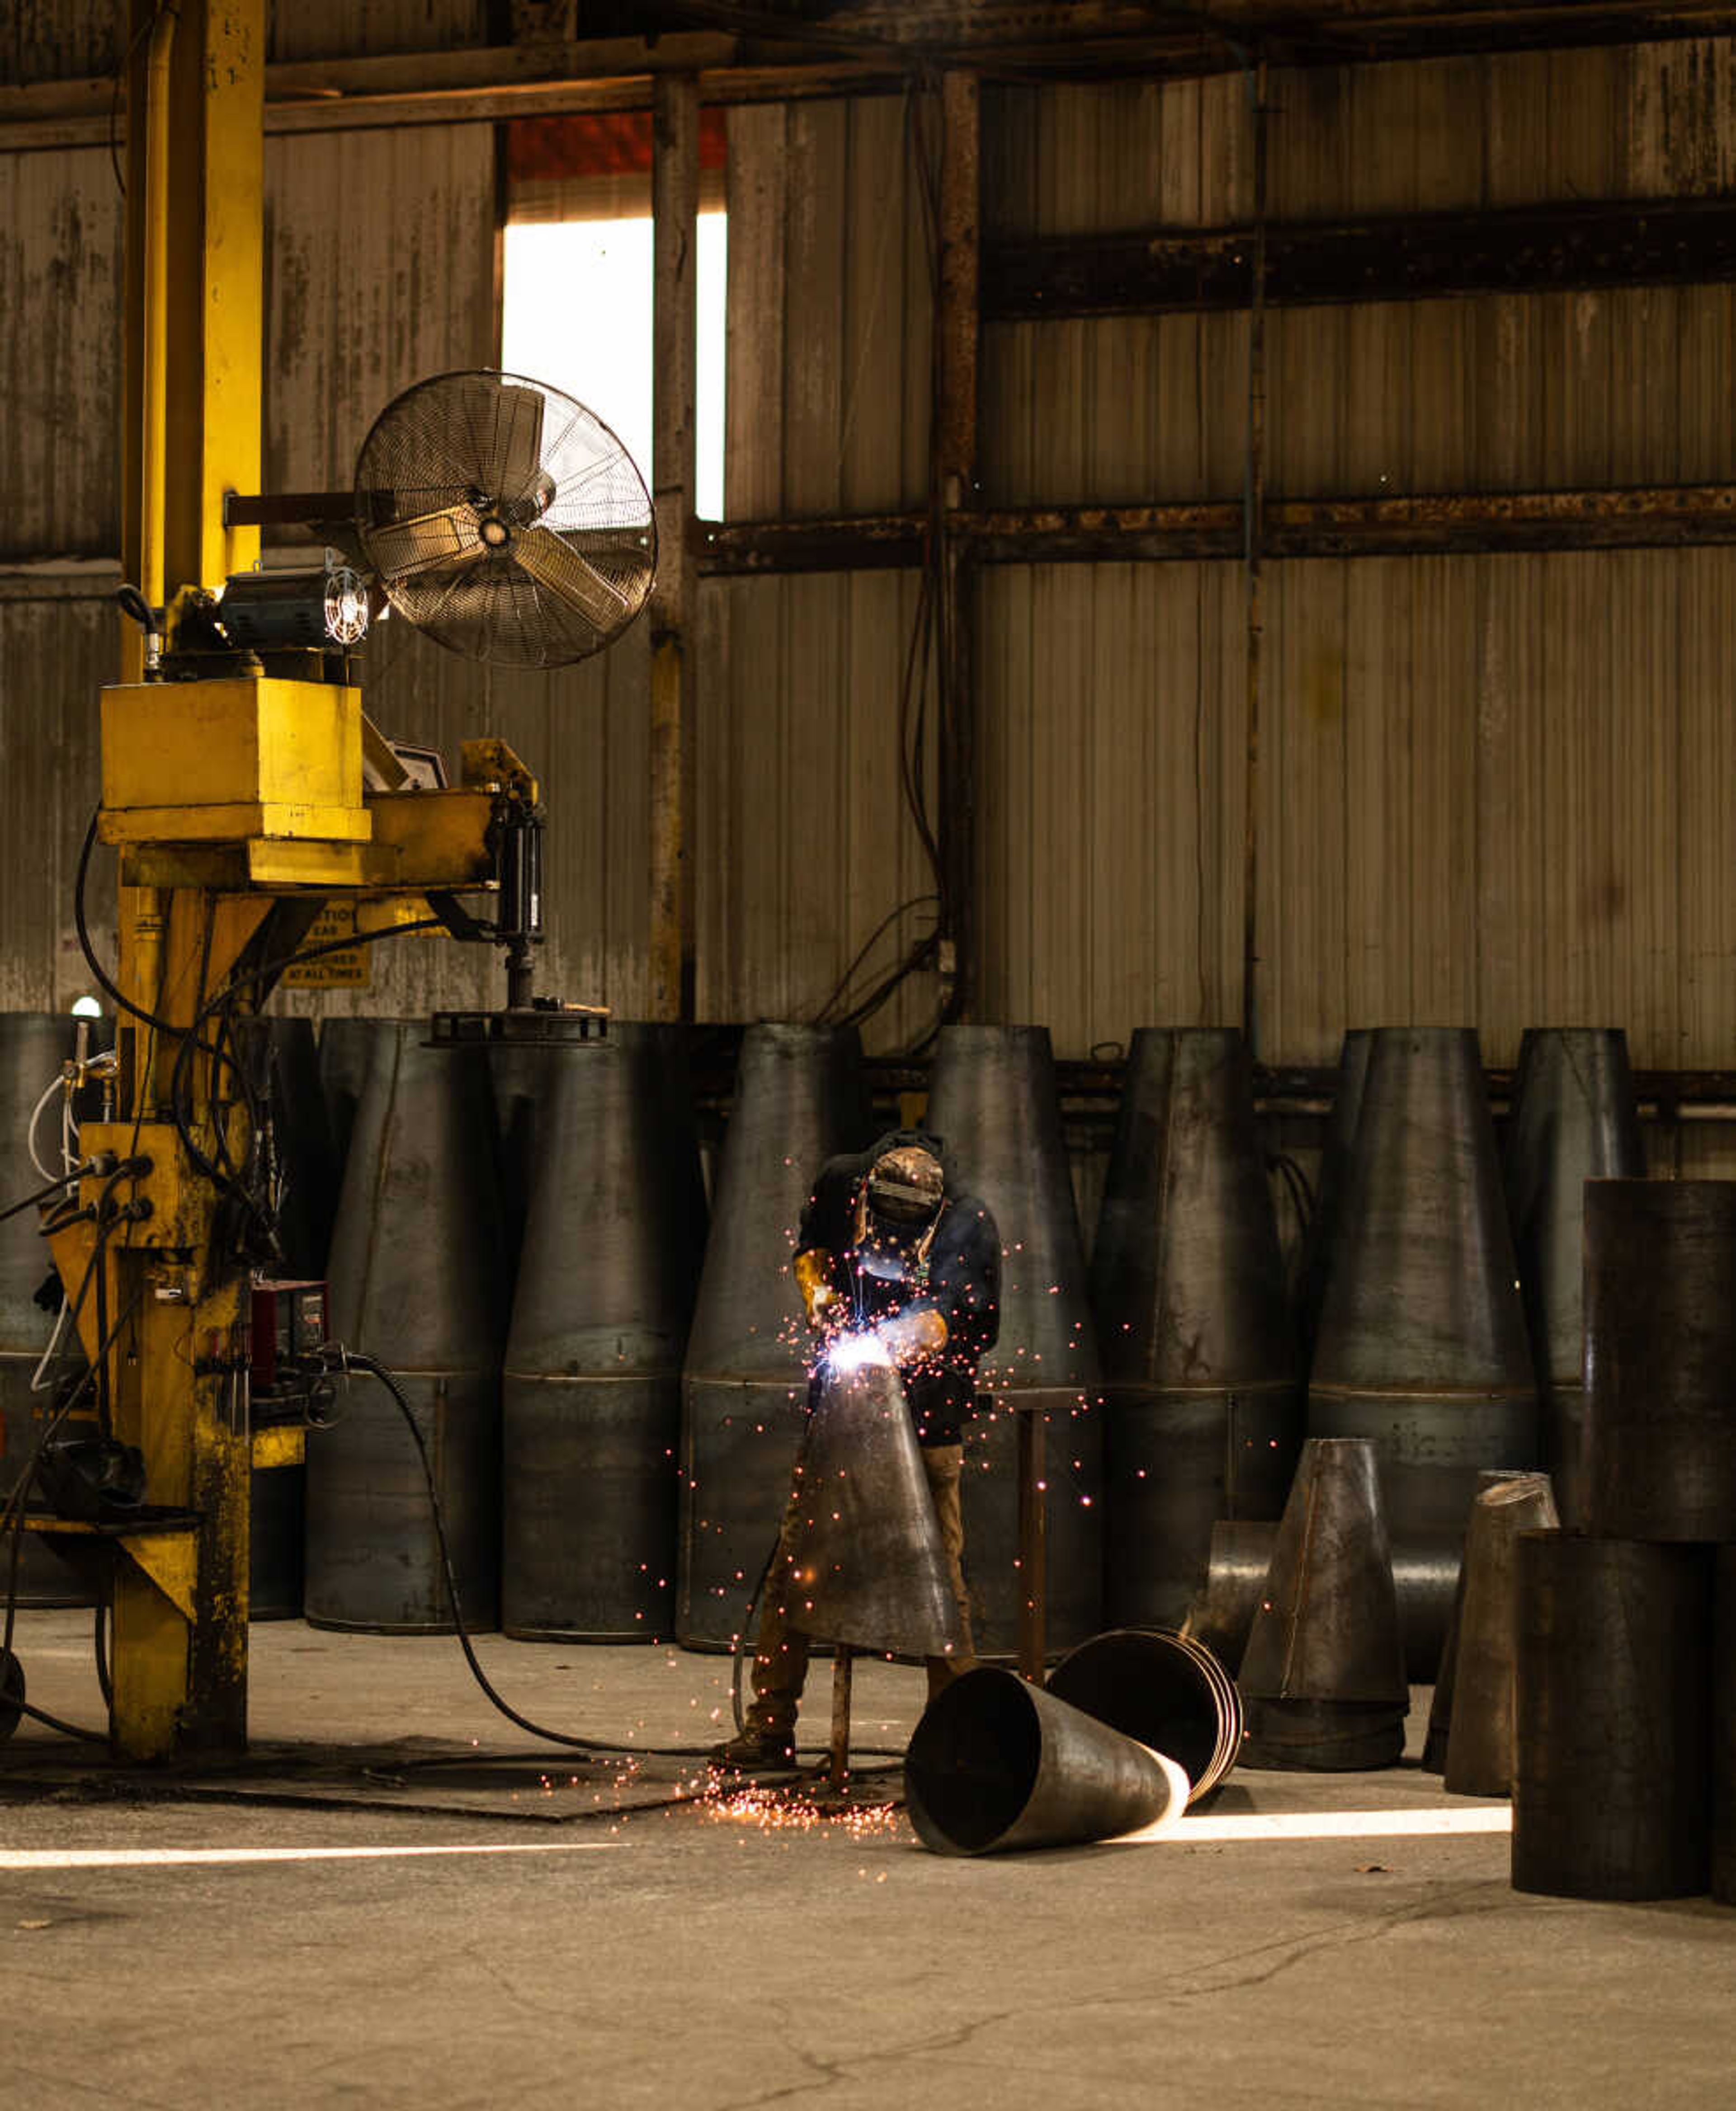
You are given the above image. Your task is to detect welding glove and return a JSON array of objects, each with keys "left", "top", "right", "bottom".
[{"left": 873, "top": 1306, "right": 948, "bottom": 1370}]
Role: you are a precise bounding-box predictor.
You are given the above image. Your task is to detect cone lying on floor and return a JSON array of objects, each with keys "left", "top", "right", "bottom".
[
  {"left": 780, "top": 1347, "right": 962, "bottom": 1659},
  {"left": 1307, "top": 1028, "right": 1538, "bottom": 1540},
  {"left": 1184, "top": 1517, "right": 1461, "bottom": 1684},
  {"left": 905, "top": 1666, "right": 1188, "bottom": 1854},
  {"left": 926, "top": 1025, "right": 1102, "bottom": 1657},
  {"left": 1503, "top": 1030, "right": 1642, "bottom": 1527},
  {"left": 1047, "top": 1627, "right": 1241, "bottom": 1805},
  {"left": 1091, "top": 1029, "right": 1299, "bottom": 1631},
  {"left": 1237, "top": 1437, "right": 1410, "bottom": 1770},
  {"left": 677, "top": 1025, "right": 868, "bottom": 1650},
  {"left": 1442, "top": 1473, "right": 1558, "bottom": 1799}
]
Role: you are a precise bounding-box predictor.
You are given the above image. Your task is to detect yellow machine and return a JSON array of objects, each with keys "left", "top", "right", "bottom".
[{"left": 8, "top": 1, "right": 652, "bottom": 1763}]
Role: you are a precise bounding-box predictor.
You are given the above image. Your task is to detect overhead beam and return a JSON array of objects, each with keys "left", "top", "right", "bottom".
[
  {"left": 986, "top": 197, "right": 1736, "bottom": 320},
  {"left": 698, "top": 485, "right": 1736, "bottom": 571}
]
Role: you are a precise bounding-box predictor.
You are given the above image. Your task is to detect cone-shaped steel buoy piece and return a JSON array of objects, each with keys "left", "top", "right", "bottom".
[
  {"left": 1091, "top": 1030, "right": 1300, "bottom": 1631},
  {"left": 678, "top": 1026, "right": 868, "bottom": 1650},
  {"left": 1298, "top": 1029, "right": 1374, "bottom": 1365},
  {"left": 1513, "top": 1533, "right": 1714, "bottom": 1900},
  {"left": 1048, "top": 1627, "right": 1241, "bottom": 1804},
  {"left": 1504, "top": 1030, "right": 1643, "bottom": 1527},
  {"left": 1584, "top": 1179, "right": 1736, "bottom": 1541},
  {"left": 306, "top": 1026, "right": 510, "bottom": 1631},
  {"left": 905, "top": 1665, "right": 1188, "bottom": 1854},
  {"left": 779, "top": 1346, "right": 963, "bottom": 1658},
  {"left": 1185, "top": 1517, "right": 1460, "bottom": 1684},
  {"left": 1421, "top": 1468, "right": 1533, "bottom": 1772},
  {"left": 926, "top": 1025, "right": 1103, "bottom": 1658},
  {"left": 1714, "top": 1548, "right": 1736, "bottom": 1907},
  {"left": 1238, "top": 1436, "right": 1409, "bottom": 1770},
  {"left": 501, "top": 1029, "right": 706, "bottom": 1641},
  {"left": 317, "top": 1017, "right": 392, "bottom": 1176},
  {"left": 1307, "top": 1028, "right": 1538, "bottom": 1540},
  {"left": 1442, "top": 1473, "right": 1558, "bottom": 1798},
  {"left": 0, "top": 1014, "right": 99, "bottom": 1607}
]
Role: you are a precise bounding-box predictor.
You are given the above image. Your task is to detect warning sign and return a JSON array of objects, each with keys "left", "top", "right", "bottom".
[{"left": 281, "top": 904, "right": 371, "bottom": 991}]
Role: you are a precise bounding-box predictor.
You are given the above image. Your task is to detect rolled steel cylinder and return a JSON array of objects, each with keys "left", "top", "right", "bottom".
[
  {"left": 1091, "top": 1030, "right": 1300, "bottom": 1631},
  {"left": 1239, "top": 1436, "right": 1410, "bottom": 1771},
  {"left": 1504, "top": 1030, "right": 1643, "bottom": 1528},
  {"left": 677, "top": 1025, "right": 868, "bottom": 1650},
  {"left": 1512, "top": 1533, "right": 1713, "bottom": 1901},
  {"left": 1307, "top": 1027, "right": 1539, "bottom": 1540},
  {"left": 1584, "top": 1179, "right": 1736, "bottom": 1541},
  {"left": 906, "top": 1665, "right": 1188, "bottom": 1854},
  {"left": 305, "top": 1025, "right": 509, "bottom": 1632},
  {"left": 1297, "top": 1028, "right": 1373, "bottom": 1366},
  {"left": 1047, "top": 1626, "right": 1241, "bottom": 1804},
  {"left": 1443, "top": 1473, "right": 1558, "bottom": 1799},
  {"left": 926, "top": 1025, "right": 1103, "bottom": 1658},
  {"left": 1715, "top": 1548, "right": 1736, "bottom": 1907},
  {"left": 0, "top": 1013, "right": 100, "bottom": 1608},
  {"left": 1185, "top": 1517, "right": 1461, "bottom": 1684},
  {"left": 502, "top": 1028, "right": 707, "bottom": 1642}
]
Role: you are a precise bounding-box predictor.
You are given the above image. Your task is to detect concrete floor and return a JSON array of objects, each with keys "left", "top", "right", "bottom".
[{"left": 3, "top": 1609, "right": 1733, "bottom": 2110}]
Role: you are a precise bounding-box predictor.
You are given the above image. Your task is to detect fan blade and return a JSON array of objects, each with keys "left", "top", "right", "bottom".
[
  {"left": 369, "top": 502, "right": 484, "bottom": 581},
  {"left": 491, "top": 385, "right": 549, "bottom": 508},
  {"left": 513, "top": 526, "right": 633, "bottom": 631}
]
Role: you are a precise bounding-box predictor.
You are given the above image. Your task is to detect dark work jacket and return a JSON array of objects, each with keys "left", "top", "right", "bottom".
[{"left": 797, "top": 1137, "right": 1001, "bottom": 1446}]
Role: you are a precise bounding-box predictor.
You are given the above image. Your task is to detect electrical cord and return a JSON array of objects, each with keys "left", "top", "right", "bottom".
[{"left": 0, "top": 1167, "right": 90, "bottom": 1225}]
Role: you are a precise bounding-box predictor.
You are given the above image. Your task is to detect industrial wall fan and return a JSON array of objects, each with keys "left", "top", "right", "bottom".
[{"left": 195, "top": 369, "right": 656, "bottom": 679}]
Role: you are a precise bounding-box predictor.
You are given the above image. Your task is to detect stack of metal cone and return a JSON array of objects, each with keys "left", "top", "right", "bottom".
[
  {"left": 501, "top": 1028, "right": 708, "bottom": 1642},
  {"left": 1238, "top": 1436, "right": 1410, "bottom": 1769},
  {"left": 677, "top": 1025, "right": 868, "bottom": 1650},
  {"left": 1503, "top": 1030, "right": 1643, "bottom": 1525},
  {"left": 306, "top": 1026, "right": 510, "bottom": 1631},
  {"left": 1307, "top": 1028, "right": 1539, "bottom": 1557},
  {"left": 925, "top": 1025, "right": 1103, "bottom": 1657},
  {"left": 1439, "top": 1473, "right": 1558, "bottom": 1797},
  {"left": 1090, "top": 1029, "right": 1300, "bottom": 1631}
]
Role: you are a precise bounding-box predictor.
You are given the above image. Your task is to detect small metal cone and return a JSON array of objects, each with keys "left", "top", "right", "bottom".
[
  {"left": 782, "top": 1355, "right": 962, "bottom": 1660},
  {"left": 1442, "top": 1475, "right": 1558, "bottom": 1798},
  {"left": 1422, "top": 1469, "right": 1538, "bottom": 1771}
]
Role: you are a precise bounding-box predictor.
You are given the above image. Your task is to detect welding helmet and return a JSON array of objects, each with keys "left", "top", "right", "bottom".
[{"left": 854, "top": 1142, "right": 946, "bottom": 1279}]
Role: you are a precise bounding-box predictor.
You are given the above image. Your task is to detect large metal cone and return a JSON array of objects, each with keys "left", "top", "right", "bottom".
[
  {"left": 779, "top": 1349, "right": 963, "bottom": 1658},
  {"left": 925, "top": 1025, "right": 1102, "bottom": 1657},
  {"left": 0, "top": 1014, "right": 99, "bottom": 1607},
  {"left": 1442, "top": 1473, "right": 1558, "bottom": 1798},
  {"left": 1238, "top": 1436, "right": 1409, "bottom": 1770},
  {"left": 905, "top": 1665, "right": 1188, "bottom": 1854},
  {"left": 678, "top": 1025, "right": 869, "bottom": 1649},
  {"left": 1420, "top": 1468, "right": 1534, "bottom": 1772},
  {"left": 1584, "top": 1178, "right": 1736, "bottom": 1542},
  {"left": 317, "top": 1016, "right": 394, "bottom": 1175},
  {"left": 1297, "top": 1029, "right": 1373, "bottom": 1365},
  {"left": 502, "top": 1029, "right": 707, "bottom": 1641},
  {"left": 1504, "top": 1030, "right": 1643, "bottom": 1527},
  {"left": 1307, "top": 1027, "right": 1538, "bottom": 1540},
  {"left": 1091, "top": 1029, "right": 1300, "bottom": 1630},
  {"left": 306, "top": 1027, "right": 510, "bottom": 1632},
  {"left": 1513, "top": 1532, "right": 1714, "bottom": 1901},
  {"left": 1048, "top": 1627, "right": 1242, "bottom": 1805},
  {"left": 1714, "top": 1548, "right": 1736, "bottom": 1908},
  {"left": 1185, "top": 1517, "right": 1461, "bottom": 1684}
]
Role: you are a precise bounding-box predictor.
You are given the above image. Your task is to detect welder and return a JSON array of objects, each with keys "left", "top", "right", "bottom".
[{"left": 712, "top": 1130, "right": 1000, "bottom": 1771}]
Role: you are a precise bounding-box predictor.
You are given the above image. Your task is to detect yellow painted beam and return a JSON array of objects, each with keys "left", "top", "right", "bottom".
[{"left": 251, "top": 1426, "right": 305, "bottom": 1471}]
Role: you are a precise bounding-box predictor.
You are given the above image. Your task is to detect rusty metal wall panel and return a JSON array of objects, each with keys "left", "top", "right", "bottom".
[
  {"left": 267, "top": 1, "right": 488, "bottom": 63},
  {"left": 0, "top": 3, "right": 117, "bottom": 86},
  {"left": 724, "top": 95, "right": 930, "bottom": 520},
  {"left": 694, "top": 570, "right": 939, "bottom": 1049},
  {"left": 0, "top": 147, "right": 122, "bottom": 561},
  {"left": 0, "top": 595, "right": 114, "bottom": 1007}
]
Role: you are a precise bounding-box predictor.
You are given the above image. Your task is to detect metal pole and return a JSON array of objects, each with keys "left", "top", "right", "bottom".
[
  {"left": 1241, "top": 57, "right": 1269, "bottom": 1057},
  {"left": 828, "top": 1643, "right": 854, "bottom": 1786},
  {"left": 937, "top": 70, "right": 980, "bottom": 1020}
]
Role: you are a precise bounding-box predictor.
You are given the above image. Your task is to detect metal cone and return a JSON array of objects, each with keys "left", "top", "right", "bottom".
[
  {"left": 905, "top": 1666, "right": 1187, "bottom": 1854},
  {"left": 1504, "top": 1030, "right": 1642, "bottom": 1526},
  {"left": 1442, "top": 1473, "right": 1558, "bottom": 1798},
  {"left": 1307, "top": 1027, "right": 1538, "bottom": 1540},
  {"left": 1238, "top": 1436, "right": 1409, "bottom": 1770},
  {"left": 1421, "top": 1468, "right": 1533, "bottom": 1772},
  {"left": 1298, "top": 1028, "right": 1374, "bottom": 1365},
  {"left": 1714, "top": 1548, "right": 1736, "bottom": 1907},
  {"left": 779, "top": 1348, "right": 963, "bottom": 1659},
  {"left": 925, "top": 1025, "right": 1102, "bottom": 1656},
  {"left": 1091, "top": 1029, "right": 1299, "bottom": 1630},
  {"left": 1048, "top": 1626, "right": 1242, "bottom": 1804}
]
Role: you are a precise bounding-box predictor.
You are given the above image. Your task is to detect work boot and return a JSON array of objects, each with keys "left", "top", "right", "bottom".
[{"left": 708, "top": 1727, "right": 797, "bottom": 1773}]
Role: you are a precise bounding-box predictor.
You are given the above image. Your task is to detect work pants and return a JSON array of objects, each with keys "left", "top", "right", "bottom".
[{"left": 746, "top": 1441, "right": 976, "bottom": 1738}]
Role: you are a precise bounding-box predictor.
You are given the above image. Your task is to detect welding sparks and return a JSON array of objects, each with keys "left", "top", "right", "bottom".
[
  {"left": 699, "top": 1782, "right": 902, "bottom": 1838},
  {"left": 825, "top": 1329, "right": 894, "bottom": 1379}
]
